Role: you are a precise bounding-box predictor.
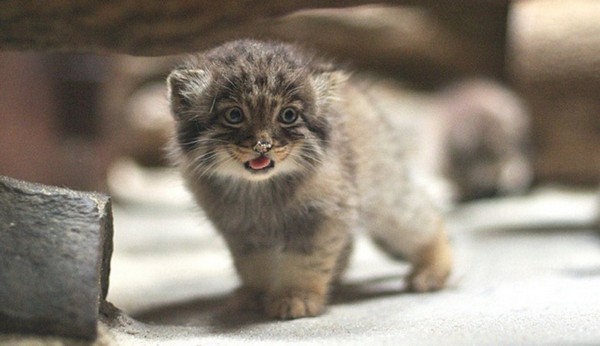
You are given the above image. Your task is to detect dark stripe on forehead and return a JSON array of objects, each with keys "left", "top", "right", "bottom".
[
  {"left": 255, "top": 74, "right": 267, "bottom": 88},
  {"left": 239, "top": 70, "right": 249, "bottom": 82},
  {"left": 274, "top": 72, "right": 286, "bottom": 89}
]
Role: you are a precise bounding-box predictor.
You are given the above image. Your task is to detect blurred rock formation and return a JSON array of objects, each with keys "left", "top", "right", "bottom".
[
  {"left": 508, "top": 0, "right": 600, "bottom": 185},
  {"left": 0, "top": 0, "right": 597, "bottom": 190}
]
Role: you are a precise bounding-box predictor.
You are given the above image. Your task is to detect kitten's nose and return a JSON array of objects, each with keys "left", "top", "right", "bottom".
[{"left": 253, "top": 140, "right": 272, "bottom": 154}]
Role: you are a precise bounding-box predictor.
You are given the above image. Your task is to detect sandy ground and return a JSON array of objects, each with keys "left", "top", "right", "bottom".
[{"left": 100, "top": 172, "right": 600, "bottom": 345}]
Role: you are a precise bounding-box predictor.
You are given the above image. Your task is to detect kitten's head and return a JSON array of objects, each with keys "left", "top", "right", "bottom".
[{"left": 167, "top": 40, "right": 346, "bottom": 181}]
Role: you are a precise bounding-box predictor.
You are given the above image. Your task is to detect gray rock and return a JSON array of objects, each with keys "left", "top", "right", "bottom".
[{"left": 0, "top": 176, "right": 113, "bottom": 340}]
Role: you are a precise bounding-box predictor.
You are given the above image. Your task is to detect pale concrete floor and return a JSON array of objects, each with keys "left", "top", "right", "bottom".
[{"left": 105, "top": 180, "right": 600, "bottom": 345}]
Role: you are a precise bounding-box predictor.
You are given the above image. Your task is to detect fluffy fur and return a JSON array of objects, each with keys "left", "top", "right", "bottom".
[{"left": 167, "top": 39, "right": 452, "bottom": 319}]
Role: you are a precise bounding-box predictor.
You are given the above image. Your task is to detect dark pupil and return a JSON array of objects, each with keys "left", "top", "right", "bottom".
[
  {"left": 227, "top": 109, "right": 242, "bottom": 123},
  {"left": 282, "top": 109, "right": 296, "bottom": 123}
]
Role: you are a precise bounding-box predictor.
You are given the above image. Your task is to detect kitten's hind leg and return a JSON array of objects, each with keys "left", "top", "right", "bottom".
[
  {"left": 367, "top": 192, "right": 452, "bottom": 292},
  {"left": 406, "top": 226, "right": 452, "bottom": 292}
]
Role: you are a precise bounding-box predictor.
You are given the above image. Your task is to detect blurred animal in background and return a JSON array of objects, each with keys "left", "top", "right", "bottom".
[
  {"left": 355, "top": 76, "right": 531, "bottom": 209},
  {"left": 438, "top": 79, "right": 531, "bottom": 201}
]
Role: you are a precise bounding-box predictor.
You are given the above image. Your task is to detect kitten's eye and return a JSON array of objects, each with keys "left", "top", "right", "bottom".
[
  {"left": 223, "top": 107, "right": 244, "bottom": 125},
  {"left": 279, "top": 107, "right": 299, "bottom": 125}
]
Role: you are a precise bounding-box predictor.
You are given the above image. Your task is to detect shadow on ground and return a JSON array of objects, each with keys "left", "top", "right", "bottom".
[{"left": 134, "top": 274, "right": 412, "bottom": 332}]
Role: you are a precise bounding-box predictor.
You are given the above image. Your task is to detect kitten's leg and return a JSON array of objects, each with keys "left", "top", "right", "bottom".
[
  {"left": 265, "top": 218, "right": 352, "bottom": 319},
  {"left": 367, "top": 190, "right": 452, "bottom": 292},
  {"left": 406, "top": 225, "right": 452, "bottom": 292},
  {"left": 227, "top": 246, "right": 277, "bottom": 311}
]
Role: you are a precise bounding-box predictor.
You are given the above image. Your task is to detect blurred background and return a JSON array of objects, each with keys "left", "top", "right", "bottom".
[{"left": 0, "top": 0, "right": 598, "bottom": 196}]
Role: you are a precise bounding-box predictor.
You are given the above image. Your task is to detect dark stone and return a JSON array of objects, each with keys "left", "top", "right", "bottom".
[{"left": 0, "top": 175, "right": 113, "bottom": 340}]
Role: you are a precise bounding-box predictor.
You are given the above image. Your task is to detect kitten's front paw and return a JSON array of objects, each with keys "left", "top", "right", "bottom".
[{"left": 265, "top": 289, "right": 326, "bottom": 319}]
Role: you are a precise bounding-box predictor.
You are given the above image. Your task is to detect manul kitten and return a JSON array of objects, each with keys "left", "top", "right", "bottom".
[{"left": 167, "top": 39, "right": 452, "bottom": 319}]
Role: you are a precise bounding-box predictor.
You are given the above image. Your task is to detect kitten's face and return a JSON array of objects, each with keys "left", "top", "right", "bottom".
[{"left": 167, "top": 41, "right": 341, "bottom": 181}]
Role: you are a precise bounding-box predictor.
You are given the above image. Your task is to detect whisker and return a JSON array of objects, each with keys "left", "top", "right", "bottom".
[
  {"left": 209, "top": 96, "right": 217, "bottom": 113},
  {"left": 177, "top": 137, "right": 231, "bottom": 148},
  {"left": 190, "top": 149, "right": 234, "bottom": 179},
  {"left": 285, "top": 147, "right": 326, "bottom": 169}
]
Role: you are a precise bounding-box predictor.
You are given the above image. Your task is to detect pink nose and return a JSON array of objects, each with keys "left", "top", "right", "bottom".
[{"left": 253, "top": 140, "right": 272, "bottom": 154}]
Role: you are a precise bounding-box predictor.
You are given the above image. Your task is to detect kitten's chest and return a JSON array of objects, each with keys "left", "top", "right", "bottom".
[{"left": 197, "top": 178, "right": 318, "bottom": 240}]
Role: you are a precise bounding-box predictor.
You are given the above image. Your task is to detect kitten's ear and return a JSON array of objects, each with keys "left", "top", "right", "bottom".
[
  {"left": 310, "top": 65, "right": 349, "bottom": 109},
  {"left": 167, "top": 69, "right": 210, "bottom": 119}
]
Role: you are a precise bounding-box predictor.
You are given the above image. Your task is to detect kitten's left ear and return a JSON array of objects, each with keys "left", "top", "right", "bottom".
[
  {"left": 310, "top": 64, "right": 349, "bottom": 107},
  {"left": 167, "top": 68, "right": 210, "bottom": 119}
]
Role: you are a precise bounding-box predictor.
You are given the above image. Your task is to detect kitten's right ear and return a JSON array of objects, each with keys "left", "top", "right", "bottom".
[{"left": 167, "top": 69, "right": 210, "bottom": 119}]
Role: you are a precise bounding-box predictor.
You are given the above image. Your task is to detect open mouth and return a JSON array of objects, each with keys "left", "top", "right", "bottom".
[{"left": 244, "top": 156, "right": 275, "bottom": 173}]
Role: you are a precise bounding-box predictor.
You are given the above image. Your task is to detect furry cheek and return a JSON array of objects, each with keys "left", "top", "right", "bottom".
[
  {"left": 204, "top": 149, "right": 249, "bottom": 179},
  {"left": 276, "top": 141, "right": 324, "bottom": 176}
]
